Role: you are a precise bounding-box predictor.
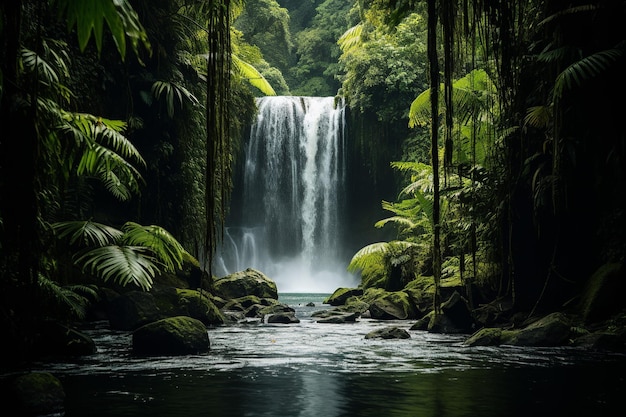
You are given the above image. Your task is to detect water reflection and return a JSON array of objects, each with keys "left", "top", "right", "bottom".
[{"left": 18, "top": 293, "right": 626, "bottom": 416}]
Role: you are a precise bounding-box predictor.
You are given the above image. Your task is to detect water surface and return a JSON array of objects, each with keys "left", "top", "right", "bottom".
[{"left": 24, "top": 293, "right": 626, "bottom": 416}]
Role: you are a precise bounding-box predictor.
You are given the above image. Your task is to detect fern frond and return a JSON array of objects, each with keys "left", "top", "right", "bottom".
[
  {"left": 524, "top": 105, "right": 552, "bottom": 128},
  {"left": 76, "top": 245, "right": 158, "bottom": 290},
  {"left": 121, "top": 222, "right": 191, "bottom": 272},
  {"left": 554, "top": 48, "right": 624, "bottom": 98},
  {"left": 232, "top": 54, "right": 276, "bottom": 96},
  {"left": 52, "top": 220, "right": 123, "bottom": 247},
  {"left": 338, "top": 24, "right": 363, "bottom": 53}
]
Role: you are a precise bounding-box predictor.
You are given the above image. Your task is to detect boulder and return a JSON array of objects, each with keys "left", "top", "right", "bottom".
[
  {"left": 365, "top": 326, "right": 411, "bottom": 339},
  {"left": 323, "top": 288, "right": 363, "bottom": 306},
  {"left": 368, "top": 291, "right": 418, "bottom": 320},
  {"left": 213, "top": 268, "right": 278, "bottom": 300},
  {"left": 132, "top": 316, "right": 210, "bottom": 356},
  {"left": 579, "top": 262, "right": 626, "bottom": 324},
  {"left": 266, "top": 312, "right": 300, "bottom": 324},
  {"left": 7, "top": 372, "right": 65, "bottom": 416},
  {"left": 107, "top": 290, "right": 161, "bottom": 330},
  {"left": 464, "top": 312, "right": 573, "bottom": 347},
  {"left": 152, "top": 287, "right": 224, "bottom": 325},
  {"left": 439, "top": 290, "right": 475, "bottom": 332},
  {"left": 314, "top": 310, "right": 360, "bottom": 323}
]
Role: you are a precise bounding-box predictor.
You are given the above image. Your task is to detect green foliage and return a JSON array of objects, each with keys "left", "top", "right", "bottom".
[
  {"left": 151, "top": 81, "right": 201, "bottom": 118},
  {"left": 53, "top": 220, "right": 199, "bottom": 291},
  {"left": 339, "top": 11, "right": 427, "bottom": 122},
  {"left": 52, "top": 0, "right": 151, "bottom": 61}
]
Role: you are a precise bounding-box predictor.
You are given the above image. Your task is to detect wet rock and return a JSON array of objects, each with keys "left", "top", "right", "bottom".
[
  {"left": 365, "top": 326, "right": 411, "bottom": 339},
  {"left": 214, "top": 268, "right": 279, "bottom": 300},
  {"left": 132, "top": 316, "right": 209, "bottom": 356},
  {"left": 266, "top": 312, "right": 300, "bottom": 324},
  {"left": 7, "top": 372, "right": 65, "bottom": 416}
]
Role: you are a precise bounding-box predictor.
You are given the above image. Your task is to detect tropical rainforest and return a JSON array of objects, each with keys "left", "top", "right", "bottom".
[{"left": 1, "top": 0, "right": 625, "bottom": 365}]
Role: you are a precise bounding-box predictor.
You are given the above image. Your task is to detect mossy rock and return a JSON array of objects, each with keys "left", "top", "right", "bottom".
[
  {"left": 579, "top": 262, "right": 626, "bottom": 324},
  {"left": 10, "top": 372, "right": 65, "bottom": 416},
  {"left": 323, "top": 287, "right": 363, "bottom": 306},
  {"left": 132, "top": 316, "right": 210, "bottom": 356},
  {"left": 368, "top": 291, "right": 418, "bottom": 320},
  {"left": 213, "top": 268, "right": 278, "bottom": 299}
]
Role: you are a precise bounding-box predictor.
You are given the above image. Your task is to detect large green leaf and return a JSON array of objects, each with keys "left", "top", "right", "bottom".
[
  {"left": 121, "top": 222, "right": 198, "bottom": 272},
  {"left": 52, "top": 0, "right": 151, "bottom": 61},
  {"left": 232, "top": 54, "right": 276, "bottom": 96},
  {"left": 52, "top": 220, "right": 123, "bottom": 247},
  {"left": 76, "top": 245, "right": 158, "bottom": 291}
]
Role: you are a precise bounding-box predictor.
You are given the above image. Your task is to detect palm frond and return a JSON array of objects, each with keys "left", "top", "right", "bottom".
[
  {"left": 38, "top": 275, "right": 91, "bottom": 319},
  {"left": 524, "top": 105, "right": 552, "bottom": 128},
  {"left": 232, "top": 55, "right": 276, "bottom": 96},
  {"left": 348, "top": 241, "right": 417, "bottom": 273},
  {"left": 121, "top": 222, "right": 196, "bottom": 272},
  {"left": 338, "top": 23, "right": 363, "bottom": 53},
  {"left": 76, "top": 245, "right": 158, "bottom": 291},
  {"left": 52, "top": 220, "right": 123, "bottom": 247},
  {"left": 152, "top": 80, "right": 200, "bottom": 118},
  {"left": 554, "top": 47, "right": 624, "bottom": 99}
]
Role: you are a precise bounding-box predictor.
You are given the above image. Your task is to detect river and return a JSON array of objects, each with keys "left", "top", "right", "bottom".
[{"left": 22, "top": 293, "right": 626, "bottom": 416}]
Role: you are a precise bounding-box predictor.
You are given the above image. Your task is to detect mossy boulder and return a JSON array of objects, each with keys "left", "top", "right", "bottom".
[
  {"left": 323, "top": 287, "right": 363, "bottom": 306},
  {"left": 464, "top": 312, "right": 572, "bottom": 347},
  {"left": 107, "top": 290, "right": 161, "bottom": 330},
  {"left": 368, "top": 291, "right": 418, "bottom": 320},
  {"left": 579, "top": 262, "right": 626, "bottom": 324},
  {"left": 152, "top": 287, "right": 224, "bottom": 325},
  {"left": 213, "top": 268, "right": 278, "bottom": 300},
  {"left": 132, "top": 316, "right": 209, "bottom": 356},
  {"left": 365, "top": 326, "right": 411, "bottom": 339},
  {"left": 8, "top": 372, "right": 65, "bottom": 416}
]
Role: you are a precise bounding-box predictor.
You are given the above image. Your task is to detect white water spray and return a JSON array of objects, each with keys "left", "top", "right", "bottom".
[{"left": 214, "top": 96, "right": 357, "bottom": 292}]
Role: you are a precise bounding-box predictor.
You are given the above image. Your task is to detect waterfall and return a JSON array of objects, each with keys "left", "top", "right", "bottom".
[{"left": 214, "top": 96, "right": 358, "bottom": 292}]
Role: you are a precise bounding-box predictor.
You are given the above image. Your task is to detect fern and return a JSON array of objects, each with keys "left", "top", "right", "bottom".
[{"left": 554, "top": 47, "right": 624, "bottom": 99}]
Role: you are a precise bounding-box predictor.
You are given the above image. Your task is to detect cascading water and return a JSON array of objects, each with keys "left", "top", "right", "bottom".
[{"left": 214, "top": 96, "right": 358, "bottom": 292}]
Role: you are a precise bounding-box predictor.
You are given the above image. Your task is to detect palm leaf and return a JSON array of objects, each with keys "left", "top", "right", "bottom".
[
  {"left": 76, "top": 245, "right": 157, "bottom": 290},
  {"left": 524, "top": 105, "right": 552, "bottom": 128},
  {"left": 151, "top": 80, "right": 200, "bottom": 118},
  {"left": 348, "top": 241, "right": 417, "bottom": 273},
  {"left": 232, "top": 55, "right": 276, "bottom": 96},
  {"left": 554, "top": 47, "right": 624, "bottom": 99},
  {"left": 121, "top": 222, "right": 197, "bottom": 272},
  {"left": 338, "top": 23, "right": 363, "bottom": 53},
  {"left": 53, "top": 0, "right": 151, "bottom": 61},
  {"left": 52, "top": 220, "right": 123, "bottom": 247},
  {"left": 38, "top": 276, "right": 92, "bottom": 319}
]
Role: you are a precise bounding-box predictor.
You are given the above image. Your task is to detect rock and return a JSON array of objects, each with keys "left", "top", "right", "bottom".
[
  {"left": 464, "top": 312, "right": 573, "bottom": 347},
  {"left": 323, "top": 288, "right": 363, "bottom": 306},
  {"left": 315, "top": 311, "right": 360, "bottom": 323},
  {"left": 213, "top": 268, "right": 278, "bottom": 300},
  {"left": 266, "top": 312, "right": 300, "bottom": 324},
  {"left": 439, "top": 290, "right": 475, "bottom": 332},
  {"left": 132, "top": 316, "right": 210, "bottom": 356},
  {"left": 368, "top": 291, "right": 418, "bottom": 320},
  {"left": 107, "top": 290, "right": 161, "bottom": 331},
  {"left": 503, "top": 312, "right": 572, "bottom": 346},
  {"left": 365, "top": 326, "right": 411, "bottom": 339},
  {"left": 7, "top": 372, "right": 65, "bottom": 416},
  {"left": 152, "top": 287, "right": 224, "bottom": 325},
  {"left": 463, "top": 327, "right": 504, "bottom": 346},
  {"left": 579, "top": 262, "right": 626, "bottom": 324}
]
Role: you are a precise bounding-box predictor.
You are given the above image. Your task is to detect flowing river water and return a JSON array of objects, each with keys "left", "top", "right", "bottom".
[{"left": 21, "top": 293, "right": 626, "bottom": 417}]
